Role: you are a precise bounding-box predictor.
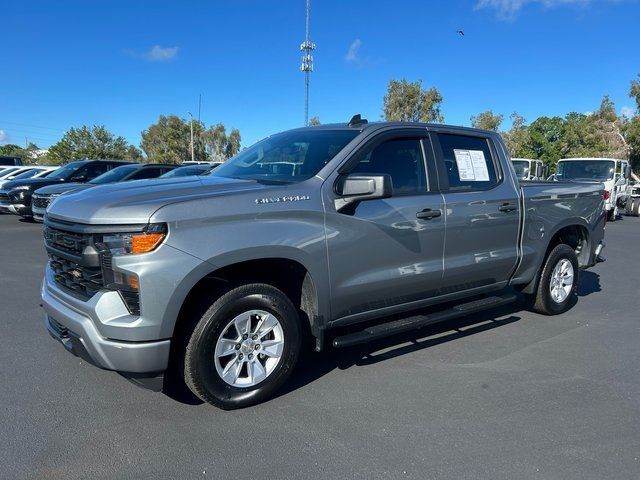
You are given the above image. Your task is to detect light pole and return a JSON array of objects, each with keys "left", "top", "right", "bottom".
[{"left": 187, "top": 112, "right": 195, "bottom": 163}]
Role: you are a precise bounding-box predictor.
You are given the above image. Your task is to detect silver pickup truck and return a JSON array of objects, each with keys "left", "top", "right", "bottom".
[{"left": 41, "top": 117, "right": 606, "bottom": 409}]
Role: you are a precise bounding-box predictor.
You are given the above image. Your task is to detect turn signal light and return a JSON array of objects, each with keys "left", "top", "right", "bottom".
[{"left": 131, "top": 233, "right": 166, "bottom": 254}]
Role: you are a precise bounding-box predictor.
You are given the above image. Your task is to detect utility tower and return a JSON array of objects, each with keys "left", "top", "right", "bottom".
[{"left": 300, "top": 0, "right": 315, "bottom": 126}]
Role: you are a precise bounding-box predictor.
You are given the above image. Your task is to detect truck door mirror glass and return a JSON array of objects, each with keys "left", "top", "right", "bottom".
[{"left": 334, "top": 174, "right": 393, "bottom": 211}]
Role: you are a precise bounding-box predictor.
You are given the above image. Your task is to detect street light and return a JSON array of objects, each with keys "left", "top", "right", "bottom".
[{"left": 187, "top": 112, "right": 195, "bottom": 163}]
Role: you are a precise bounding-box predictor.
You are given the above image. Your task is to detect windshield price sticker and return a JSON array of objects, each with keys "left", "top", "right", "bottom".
[{"left": 453, "top": 149, "right": 490, "bottom": 181}]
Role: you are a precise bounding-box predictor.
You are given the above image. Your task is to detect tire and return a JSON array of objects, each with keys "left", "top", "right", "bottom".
[
  {"left": 625, "top": 198, "right": 634, "bottom": 216},
  {"left": 529, "top": 244, "right": 579, "bottom": 315},
  {"left": 607, "top": 206, "right": 617, "bottom": 222},
  {"left": 184, "top": 283, "right": 301, "bottom": 409},
  {"left": 634, "top": 198, "right": 640, "bottom": 217}
]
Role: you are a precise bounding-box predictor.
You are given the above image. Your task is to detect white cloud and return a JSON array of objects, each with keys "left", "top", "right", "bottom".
[
  {"left": 144, "top": 45, "right": 179, "bottom": 62},
  {"left": 621, "top": 105, "right": 635, "bottom": 119},
  {"left": 0, "top": 130, "right": 8, "bottom": 143},
  {"left": 345, "top": 39, "right": 362, "bottom": 64},
  {"left": 476, "top": 0, "right": 590, "bottom": 19}
]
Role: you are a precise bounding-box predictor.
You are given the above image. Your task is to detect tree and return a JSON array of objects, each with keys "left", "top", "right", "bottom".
[
  {"left": 201, "top": 124, "right": 242, "bottom": 162},
  {"left": 383, "top": 79, "right": 444, "bottom": 123},
  {"left": 630, "top": 74, "right": 640, "bottom": 112},
  {"left": 308, "top": 117, "right": 321, "bottom": 126},
  {"left": 502, "top": 112, "right": 532, "bottom": 158},
  {"left": 140, "top": 115, "right": 206, "bottom": 164},
  {"left": 47, "top": 125, "right": 133, "bottom": 165},
  {"left": 471, "top": 110, "right": 503, "bottom": 131}
]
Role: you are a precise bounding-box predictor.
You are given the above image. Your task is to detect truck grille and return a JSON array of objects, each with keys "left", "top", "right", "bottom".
[
  {"left": 44, "top": 227, "right": 88, "bottom": 256},
  {"left": 32, "top": 195, "right": 51, "bottom": 209},
  {"left": 44, "top": 222, "right": 141, "bottom": 315},
  {"left": 49, "top": 254, "right": 104, "bottom": 299}
]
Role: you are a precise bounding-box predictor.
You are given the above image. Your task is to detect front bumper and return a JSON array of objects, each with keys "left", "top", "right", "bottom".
[
  {"left": 42, "top": 266, "right": 171, "bottom": 373},
  {"left": 32, "top": 205, "right": 46, "bottom": 221}
]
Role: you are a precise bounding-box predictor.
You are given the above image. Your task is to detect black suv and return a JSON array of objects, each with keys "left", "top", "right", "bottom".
[
  {"left": 0, "top": 159, "right": 132, "bottom": 219},
  {"left": 0, "top": 156, "right": 23, "bottom": 166},
  {"left": 31, "top": 163, "right": 177, "bottom": 221}
]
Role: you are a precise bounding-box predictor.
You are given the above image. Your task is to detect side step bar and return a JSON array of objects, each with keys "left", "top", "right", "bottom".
[{"left": 332, "top": 293, "right": 518, "bottom": 348}]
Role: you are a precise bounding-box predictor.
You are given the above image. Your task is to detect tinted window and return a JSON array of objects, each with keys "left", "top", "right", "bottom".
[
  {"left": 47, "top": 161, "right": 86, "bottom": 180},
  {"left": 160, "top": 165, "right": 209, "bottom": 178},
  {"left": 130, "top": 167, "right": 163, "bottom": 180},
  {"left": 84, "top": 163, "right": 110, "bottom": 180},
  {"left": 438, "top": 134, "right": 498, "bottom": 191},
  {"left": 10, "top": 169, "right": 44, "bottom": 180},
  {"left": 213, "top": 130, "right": 359, "bottom": 184},
  {"left": 351, "top": 138, "right": 426, "bottom": 195},
  {"left": 90, "top": 165, "right": 140, "bottom": 184}
]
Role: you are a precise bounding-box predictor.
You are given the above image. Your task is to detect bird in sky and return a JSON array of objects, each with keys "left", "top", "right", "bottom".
[{"left": 457, "top": 30, "right": 465, "bottom": 36}]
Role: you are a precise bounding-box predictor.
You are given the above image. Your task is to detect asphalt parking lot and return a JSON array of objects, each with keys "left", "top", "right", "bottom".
[{"left": 0, "top": 214, "right": 639, "bottom": 480}]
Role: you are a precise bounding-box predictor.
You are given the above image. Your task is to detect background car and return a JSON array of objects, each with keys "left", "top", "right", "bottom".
[
  {"left": 0, "top": 166, "right": 58, "bottom": 188},
  {"left": 159, "top": 164, "right": 215, "bottom": 178},
  {"left": 31, "top": 163, "right": 177, "bottom": 221},
  {"left": 0, "top": 159, "right": 131, "bottom": 219}
]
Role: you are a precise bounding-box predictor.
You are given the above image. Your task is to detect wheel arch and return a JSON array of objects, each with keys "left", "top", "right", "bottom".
[
  {"left": 518, "top": 219, "right": 590, "bottom": 295},
  {"left": 162, "top": 247, "right": 326, "bottom": 350}
]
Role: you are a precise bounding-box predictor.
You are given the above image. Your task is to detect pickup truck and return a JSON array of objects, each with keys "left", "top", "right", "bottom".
[
  {"left": 554, "top": 157, "right": 632, "bottom": 221},
  {"left": 41, "top": 118, "right": 606, "bottom": 409}
]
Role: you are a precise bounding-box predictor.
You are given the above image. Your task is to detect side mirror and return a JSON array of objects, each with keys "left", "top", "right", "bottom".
[
  {"left": 625, "top": 165, "right": 631, "bottom": 179},
  {"left": 334, "top": 174, "right": 393, "bottom": 211},
  {"left": 535, "top": 163, "right": 542, "bottom": 178}
]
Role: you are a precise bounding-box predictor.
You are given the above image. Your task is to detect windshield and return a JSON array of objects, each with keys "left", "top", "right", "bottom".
[
  {"left": 512, "top": 160, "right": 530, "bottom": 178},
  {"left": 160, "top": 165, "right": 210, "bottom": 178},
  {"left": 212, "top": 130, "right": 360, "bottom": 184},
  {"left": 0, "top": 167, "right": 20, "bottom": 178},
  {"left": 47, "top": 161, "right": 86, "bottom": 180},
  {"left": 11, "top": 169, "right": 43, "bottom": 180},
  {"left": 89, "top": 165, "right": 139, "bottom": 184},
  {"left": 556, "top": 160, "right": 615, "bottom": 181}
]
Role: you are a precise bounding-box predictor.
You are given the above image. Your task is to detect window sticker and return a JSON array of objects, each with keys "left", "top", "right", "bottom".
[
  {"left": 453, "top": 149, "right": 476, "bottom": 180},
  {"left": 453, "top": 149, "right": 490, "bottom": 181}
]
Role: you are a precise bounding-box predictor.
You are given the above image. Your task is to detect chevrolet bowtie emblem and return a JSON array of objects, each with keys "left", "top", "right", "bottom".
[{"left": 70, "top": 270, "right": 82, "bottom": 279}]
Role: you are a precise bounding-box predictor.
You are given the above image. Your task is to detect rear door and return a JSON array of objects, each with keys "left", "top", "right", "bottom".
[
  {"left": 324, "top": 129, "right": 446, "bottom": 323},
  {"left": 432, "top": 131, "right": 520, "bottom": 293}
]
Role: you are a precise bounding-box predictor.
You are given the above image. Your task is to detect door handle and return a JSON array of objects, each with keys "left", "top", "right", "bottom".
[
  {"left": 416, "top": 208, "right": 442, "bottom": 220},
  {"left": 498, "top": 202, "right": 518, "bottom": 212}
]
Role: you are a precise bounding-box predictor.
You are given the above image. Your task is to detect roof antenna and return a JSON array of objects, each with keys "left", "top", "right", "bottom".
[{"left": 348, "top": 114, "right": 368, "bottom": 127}]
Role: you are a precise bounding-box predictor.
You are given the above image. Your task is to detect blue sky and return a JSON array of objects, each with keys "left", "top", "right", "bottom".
[{"left": 1, "top": 0, "right": 639, "bottom": 150}]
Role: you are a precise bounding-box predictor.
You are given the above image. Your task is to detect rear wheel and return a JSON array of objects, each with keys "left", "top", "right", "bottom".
[
  {"left": 184, "top": 283, "right": 301, "bottom": 409},
  {"left": 529, "top": 244, "right": 579, "bottom": 315},
  {"left": 625, "top": 198, "right": 634, "bottom": 215},
  {"left": 634, "top": 198, "right": 640, "bottom": 217}
]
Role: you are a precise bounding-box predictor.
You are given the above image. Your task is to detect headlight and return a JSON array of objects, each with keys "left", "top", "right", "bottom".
[{"left": 96, "top": 223, "right": 167, "bottom": 256}]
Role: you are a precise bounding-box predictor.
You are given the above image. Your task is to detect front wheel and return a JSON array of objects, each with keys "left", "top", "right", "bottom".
[
  {"left": 184, "top": 283, "right": 301, "bottom": 409},
  {"left": 528, "top": 244, "right": 579, "bottom": 315}
]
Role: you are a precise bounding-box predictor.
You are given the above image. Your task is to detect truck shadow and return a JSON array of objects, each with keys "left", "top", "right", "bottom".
[
  {"left": 577, "top": 271, "right": 601, "bottom": 297},
  {"left": 275, "top": 303, "right": 524, "bottom": 402},
  {"left": 164, "top": 276, "right": 599, "bottom": 407}
]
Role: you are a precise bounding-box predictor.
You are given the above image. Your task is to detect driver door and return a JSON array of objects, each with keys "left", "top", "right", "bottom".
[{"left": 323, "top": 130, "right": 445, "bottom": 325}]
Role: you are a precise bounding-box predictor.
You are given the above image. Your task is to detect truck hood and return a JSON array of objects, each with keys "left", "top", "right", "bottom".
[
  {"left": 46, "top": 175, "right": 263, "bottom": 224},
  {"left": 34, "top": 182, "right": 87, "bottom": 196}
]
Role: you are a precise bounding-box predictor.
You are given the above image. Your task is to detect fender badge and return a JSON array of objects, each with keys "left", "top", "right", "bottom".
[{"left": 255, "top": 195, "right": 310, "bottom": 205}]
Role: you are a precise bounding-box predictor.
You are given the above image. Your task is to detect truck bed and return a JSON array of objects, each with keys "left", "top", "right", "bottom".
[{"left": 511, "top": 181, "right": 605, "bottom": 287}]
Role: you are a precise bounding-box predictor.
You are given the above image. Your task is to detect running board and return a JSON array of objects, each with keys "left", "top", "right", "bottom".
[{"left": 332, "top": 293, "right": 518, "bottom": 348}]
